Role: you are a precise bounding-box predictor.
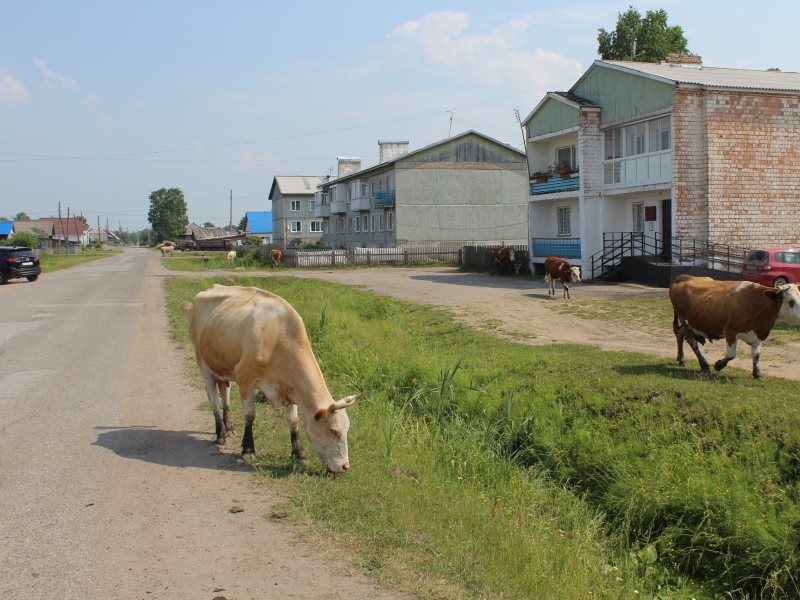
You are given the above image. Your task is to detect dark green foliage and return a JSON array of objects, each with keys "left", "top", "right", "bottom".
[
  {"left": 147, "top": 188, "right": 189, "bottom": 242},
  {"left": 598, "top": 6, "right": 689, "bottom": 62},
  {"left": 7, "top": 231, "right": 38, "bottom": 248}
]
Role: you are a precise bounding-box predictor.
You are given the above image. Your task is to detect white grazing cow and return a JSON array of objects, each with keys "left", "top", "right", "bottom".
[
  {"left": 185, "top": 284, "right": 359, "bottom": 473},
  {"left": 226, "top": 250, "right": 236, "bottom": 262}
]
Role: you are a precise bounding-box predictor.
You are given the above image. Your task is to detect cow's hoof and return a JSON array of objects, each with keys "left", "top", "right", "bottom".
[
  {"left": 677, "top": 360, "right": 686, "bottom": 367},
  {"left": 753, "top": 373, "right": 764, "bottom": 380},
  {"left": 713, "top": 360, "right": 728, "bottom": 372},
  {"left": 241, "top": 448, "right": 256, "bottom": 457},
  {"left": 215, "top": 437, "right": 226, "bottom": 446}
]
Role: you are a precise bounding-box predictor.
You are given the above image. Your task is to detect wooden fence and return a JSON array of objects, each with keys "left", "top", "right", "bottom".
[{"left": 279, "top": 244, "right": 465, "bottom": 268}]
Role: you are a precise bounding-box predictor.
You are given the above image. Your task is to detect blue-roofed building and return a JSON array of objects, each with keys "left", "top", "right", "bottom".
[
  {"left": 0, "top": 221, "right": 14, "bottom": 240},
  {"left": 242, "top": 211, "right": 273, "bottom": 244}
]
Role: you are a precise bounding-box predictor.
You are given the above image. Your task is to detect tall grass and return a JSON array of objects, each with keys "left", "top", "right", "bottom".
[{"left": 166, "top": 275, "right": 800, "bottom": 598}]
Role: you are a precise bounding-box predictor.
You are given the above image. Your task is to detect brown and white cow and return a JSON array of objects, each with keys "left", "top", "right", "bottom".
[
  {"left": 669, "top": 275, "right": 800, "bottom": 379},
  {"left": 185, "top": 284, "right": 359, "bottom": 472},
  {"left": 158, "top": 241, "right": 175, "bottom": 257},
  {"left": 544, "top": 256, "right": 581, "bottom": 299},
  {"left": 270, "top": 249, "right": 283, "bottom": 267},
  {"left": 489, "top": 247, "right": 521, "bottom": 276}
]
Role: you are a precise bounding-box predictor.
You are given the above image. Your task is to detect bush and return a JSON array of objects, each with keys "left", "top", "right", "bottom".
[
  {"left": 7, "top": 231, "right": 39, "bottom": 248},
  {"left": 242, "top": 236, "right": 263, "bottom": 247}
]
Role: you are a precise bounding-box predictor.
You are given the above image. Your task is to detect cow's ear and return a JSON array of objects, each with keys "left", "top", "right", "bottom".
[
  {"left": 765, "top": 289, "right": 784, "bottom": 302},
  {"left": 332, "top": 393, "right": 362, "bottom": 412},
  {"left": 313, "top": 407, "right": 329, "bottom": 421}
]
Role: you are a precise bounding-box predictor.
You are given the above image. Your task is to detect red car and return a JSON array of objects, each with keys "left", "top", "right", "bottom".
[{"left": 740, "top": 247, "right": 800, "bottom": 287}]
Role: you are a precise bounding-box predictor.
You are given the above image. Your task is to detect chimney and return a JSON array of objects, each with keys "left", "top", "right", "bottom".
[
  {"left": 378, "top": 140, "right": 409, "bottom": 163},
  {"left": 337, "top": 157, "right": 362, "bottom": 177},
  {"left": 663, "top": 53, "right": 702, "bottom": 67}
]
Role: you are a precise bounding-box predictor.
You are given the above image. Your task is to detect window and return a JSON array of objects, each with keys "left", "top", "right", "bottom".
[
  {"left": 604, "top": 130, "right": 622, "bottom": 160},
  {"left": 310, "top": 221, "right": 322, "bottom": 233},
  {"left": 337, "top": 218, "right": 345, "bottom": 233},
  {"left": 604, "top": 115, "right": 671, "bottom": 184},
  {"left": 361, "top": 215, "right": 368, "bottom": 232},
  {"left": 387, "top": 212, "right": 394, "bottom": 231},
  {"left": 309, "top": 200, "right": 315, "bottom": 212},
  {"left": 625, "top": 123, "right": 646, "bottom": 157},
  {"left": 290, "top": 221, "right": 302, "bottom": 233},
  {"left": 632, "top": 203, "right": 644, "bottom": 233},
  {"left": 556, "top": 146, "right": 576, "bottom": 171},
  {"left": 290, "top": 200, "right": 301, "bottom": 212},
  {"left": 378, "top": 213, "right": 384, "bottom": 231},
  {"left": 557, "top": 206, "right": 571, "bottom": 236},
  {"left": 371, "top": 214, "right": 376, "bottom": 232},
  {"left": 648, "top": 116, "right": 671, "bottom": 152},
  {"left": 355, "top": 217, "right": 360, "bottom": 232}
]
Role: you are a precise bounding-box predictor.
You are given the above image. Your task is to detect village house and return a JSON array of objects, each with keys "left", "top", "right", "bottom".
[
  {"left": 314, "top": 131, "right": 528, "bottom": 248},
  {"left": 268, "top": 176, "right": 327, "bottom": 247},
  {"left": 522, "top": 55, "right": 800, "bottom": 278},
  {"left": 241, "top": 211, "right": 273, "bottom": 244}
]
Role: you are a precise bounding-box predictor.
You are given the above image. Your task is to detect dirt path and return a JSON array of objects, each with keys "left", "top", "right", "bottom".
[{"left": 188, "top": 264, "right": 800, "bottom": 381}]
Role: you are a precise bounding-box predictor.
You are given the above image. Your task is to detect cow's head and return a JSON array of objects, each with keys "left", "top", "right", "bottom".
[
  {"left": 570, "top": 266, "right": 582, "bottom": 283},
  {"left": 308, "top": 393, "right": 361, "bottom": 473},
  {"left": 774, "top": 284, "right": 800, "bottom": 324}
]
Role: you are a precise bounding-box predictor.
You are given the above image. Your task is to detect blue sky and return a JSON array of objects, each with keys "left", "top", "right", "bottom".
[{"left": 1, "top": 1, "right": 797, "bottom": 231}]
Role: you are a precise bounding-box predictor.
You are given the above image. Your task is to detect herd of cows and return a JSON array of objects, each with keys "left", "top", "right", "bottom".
[{"left": 169, "top": 245, "right": 800, "bottom": 471}]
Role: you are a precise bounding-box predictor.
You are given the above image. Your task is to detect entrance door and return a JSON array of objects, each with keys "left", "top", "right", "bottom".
[{"left": 661, "top": 199, "right": 672, "bottom": 259}]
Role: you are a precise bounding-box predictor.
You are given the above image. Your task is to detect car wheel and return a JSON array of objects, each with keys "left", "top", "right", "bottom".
[
  {"left": 27, "top": 275, "right": 39, "bottom": 282},
  {"left": 773, "top": 276, "right": 789, "bottom": 287}
]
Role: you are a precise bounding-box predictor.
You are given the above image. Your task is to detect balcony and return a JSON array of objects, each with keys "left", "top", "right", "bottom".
[
  {"left": 330, "top": 199, "right": 348, "bottom": 214},
  {"left": 350, "top": 196, "right": 371, "bottom": 211},
  {"left": 314, "top": 203, "right": 331, "bottom": 218},
  {"left": 530, "top": 175, "right": 580, "bottom": 196},
  {"left": 373, "top": 190, "right": 395, "bottom": 208}
]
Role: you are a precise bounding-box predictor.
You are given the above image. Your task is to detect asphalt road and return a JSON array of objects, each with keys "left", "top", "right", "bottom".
[{"left": 0, "top": 249, "right": 403, "bottom": 600}]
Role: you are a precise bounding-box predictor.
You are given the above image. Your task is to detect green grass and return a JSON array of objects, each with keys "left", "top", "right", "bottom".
[
  {"left": 39, "top": 247, "right": 121, "bottom": 272},
  {"left": 166, "top": 276, "right": 800, "bottom": 599}
]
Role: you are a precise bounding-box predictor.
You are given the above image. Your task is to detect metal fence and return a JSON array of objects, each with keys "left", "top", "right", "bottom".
[
  {"left": 280, "top": 244, "right": 465, "bottom": 268},
  {"left": 462, "top": 244, "right": 531, "bottom": 274}
]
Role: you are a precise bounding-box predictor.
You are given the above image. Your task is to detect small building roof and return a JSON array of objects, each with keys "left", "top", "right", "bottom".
[
  {"left": 599, "top": 60, "right": 800, "bottom": 92},
  {"left": 243, "top": 211, "right": 272, "bottom": 234},
  {"left": 87, "top": 228, "right": 121, "bottom": 242},
  {"left": 0, "top": 222, "right": 13, "bottom": 235},
  {"left": 269, "top": 176, "right": 327, "bottom": 199},
  {"left": 13, "top": 220, "right": 55, "bottom": 235},
  {"left": 185, "top": 223, "right": 243, "bottom": 240}
]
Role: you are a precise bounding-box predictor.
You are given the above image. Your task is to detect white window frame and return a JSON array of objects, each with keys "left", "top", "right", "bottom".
[
  {"left": 603, "top": 115, "right": 672, "bottom": 185},
  {"left": 371, "top": 214, "right": 376, "bottom": 232},
  {"left": 378, "top": 213, "right": 384, "bottom": 232},
  {"left": 355, "top": 216, "right": 360, "bottom": 233},
  {"left": 310, "top": 220, "right": 322, "bottom": 233},
  {"left": 387, "top": 211, "right": 394, "bottom": 231},
  {"left": 290, "top": 200, "right": 301, "bottom": 212},
  {"left": 555, "top": 146, "right": 576, "bottom": 171},
  {"left": 290, "top": 221, "right": 302, "bottom": 233},
  {"left": 361, "top": 214, "right": 368, "bottom": 232},
  {"left": 557, "top": 206, "right": 571, "bottom": 236}
]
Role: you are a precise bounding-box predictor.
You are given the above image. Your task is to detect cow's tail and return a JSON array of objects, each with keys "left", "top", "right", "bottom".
[
  {"left": 544, "top": 273, "right": 552, "bottom": 285},
  {"left": 180, "top": 301, "right": 192, "bottom": 314}
]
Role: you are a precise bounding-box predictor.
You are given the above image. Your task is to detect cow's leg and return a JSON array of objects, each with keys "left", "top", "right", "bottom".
[
  {"left": 683, "top": 326, "right": 710, "bottom": 374},
  {"left": 673, "top": 312, "right": 686, "bottom": 367},
  {"left": 563, "top": 283, "right": 570, "bottom": 299},
  {"left": 218, "top": 381, "right": 236, "bottom": 437},
  {"left": 750, "top": 338, "right": 764, "bottom": 380},
  {"left": 714, "top": 333, "right": 738, "bottom": 372},
  {"left": 285, "top": 404, "right": 308, "bottom": 464},
  {"left": 201, "top": 369, "right": 226, "bottom": 445},
  {"left": 239, "top": 383, "right": 257, "bottom": 457}
]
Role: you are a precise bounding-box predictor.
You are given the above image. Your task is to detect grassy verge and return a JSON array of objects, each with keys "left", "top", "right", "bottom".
[
  {"left": 39, "top": 248, "right": 121, "bottom": 272},
  {"left": 166, "top": 275, "right": 800, "bottom": 599}
]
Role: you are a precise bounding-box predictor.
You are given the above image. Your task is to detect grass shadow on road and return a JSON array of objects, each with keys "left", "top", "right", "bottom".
[{"left": 92, "top": 425, "right": 294, "bottom": 477}]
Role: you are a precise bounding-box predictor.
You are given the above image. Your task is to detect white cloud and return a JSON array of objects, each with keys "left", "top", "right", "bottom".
[
  {"left": 0, "top": 72, "right": 30, "bottom": 105},
  {"left": 83, "top": 93, "right": 101, "bottom": 106},
  {"left": 388, "top": 11, "right": 583, "bottom": 91},
  {"left": 34, "top": 58, "right": 77, "bottom": 91}
]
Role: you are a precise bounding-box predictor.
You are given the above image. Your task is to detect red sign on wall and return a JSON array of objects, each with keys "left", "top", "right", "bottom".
[{"left": 645, "top": 206, "right": 657, "bottom": 221}]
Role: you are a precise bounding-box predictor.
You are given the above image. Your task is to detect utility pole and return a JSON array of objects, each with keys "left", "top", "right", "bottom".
[
  {"left": 57, "top": 202, "right": 65, "bottom": 255},
  {"left": 97, "top": 215, "right": 101, "bottom": 247},
  {"left": 229, "top": 190, "right": 233, "bottom": 232}
]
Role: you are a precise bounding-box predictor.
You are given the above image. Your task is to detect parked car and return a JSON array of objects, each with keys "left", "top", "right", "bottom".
[
  {"left": 740, "top": 247, "right": 800, "bottom": 287},
  {"left": 0, "top": 246, "right": 41, "bottom": 284}
]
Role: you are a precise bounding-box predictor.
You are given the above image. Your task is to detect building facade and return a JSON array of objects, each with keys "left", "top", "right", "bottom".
[
  {"left": 523, "top": 56, "right": 800, "bottom": 275},
  {"left": 315, "top": 131, "right": 528, "bottom": 248},
  {"left": 268, "top": 176, "right": 327, "bottom": 247}
]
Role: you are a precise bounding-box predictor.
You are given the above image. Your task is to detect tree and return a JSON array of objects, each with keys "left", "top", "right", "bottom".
[
  {"left": 147, "top": 188, "right": 189, "bottom": 242},
  {"left": 203, "top": 221, "right": 216, "bottom": 228},
  {"left": 14, "top": 212, "right": 31, "bottom": 221},
  {"left": 598, "top": 6, "right": 689, "bottom": 63}
]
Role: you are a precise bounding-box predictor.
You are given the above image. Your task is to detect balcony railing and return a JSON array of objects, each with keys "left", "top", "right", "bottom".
[
  {"left": 530, "top": 237, "right": 581, "bottom": 259},
  {"left": 314, "top": 203, "right": 331, "bottom": 218},
  {"left": 373, "top": 190, "right": 396, "bottom": 207},
  {"left": 330, "top": 199, "right": 348, "bottom": 214},
  {"left": 530, "top": 175, "right": 580, "bottom": 196},
  {"left": 351, "top": 196, "right": 371, "bottom": 211}
]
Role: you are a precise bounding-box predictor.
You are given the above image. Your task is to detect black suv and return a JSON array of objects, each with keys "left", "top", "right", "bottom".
[{"left": 0, "top": 246, "right": 41, "bottom": 284}]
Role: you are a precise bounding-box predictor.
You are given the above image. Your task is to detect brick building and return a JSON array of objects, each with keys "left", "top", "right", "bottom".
[{"left": 522, "top": 56, "right": 800, "bottom": 276}]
